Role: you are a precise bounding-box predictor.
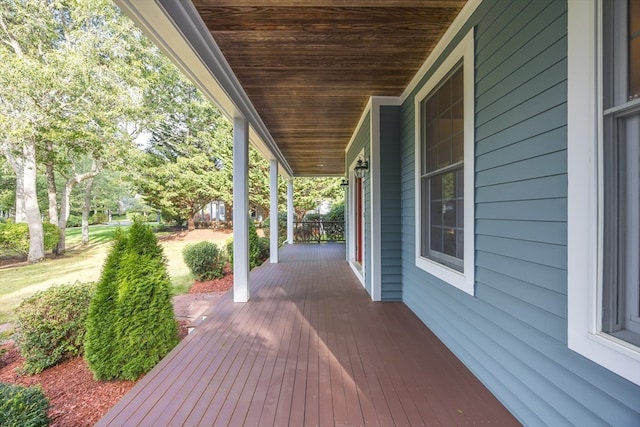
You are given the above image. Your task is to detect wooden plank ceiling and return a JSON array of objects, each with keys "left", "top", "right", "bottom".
[{"left": 192, "top": 0, "right": 466, "bottom": 176}]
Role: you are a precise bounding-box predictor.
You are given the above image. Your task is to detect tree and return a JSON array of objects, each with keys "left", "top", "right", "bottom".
[
  {"left": 0, "top": 0, "right": 149, "bottom": 257},
  {"left": 130, "top": 58, "right": 233, "bottom": 230}
]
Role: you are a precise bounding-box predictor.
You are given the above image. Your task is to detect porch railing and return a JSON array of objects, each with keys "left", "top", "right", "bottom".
[{"left": 293, "top": 220, "right": 345, "bottom": 243}]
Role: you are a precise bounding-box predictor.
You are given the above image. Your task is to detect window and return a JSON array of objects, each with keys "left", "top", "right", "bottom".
[
  {"left": 415, "top": 29, "right": 474, "bottom": 295},
  {"left": 568, "top": 0, "right": 640, "bottom": 385},
  {"left": 602, "top": 0, "right": 640, "bottom": 347},
  {"left": 421, "top": 65, "right": 465, "bottom": 271}
]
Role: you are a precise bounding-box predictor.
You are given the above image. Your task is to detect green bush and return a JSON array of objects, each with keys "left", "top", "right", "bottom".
[
  {"left": 0, "top": 221, "right": 59, "bottom": 256},
  {"left": 262, "top": 212, "right": 287, "bottom": 245},
  {"left": 84, "top": 229, "right": 127, "bottom": 380},
  {"left": 90, "top": 212, "right": 108, "bottom": 225},
  {"left": 0, "top": 383, "right": 49, "bottom": 427},
  {"left": 326, "top": 202, "right": 345, "bottom": 222},
  {"left": 66, "top": 215, "right": 82, "bottom": 228},
  {"left": 257, "top": 237, "right": 270, "bottom": 262},
  {"left": 15, "top": 282, "right": 95, "bottom": 375},
  {"left": 225, "top": 219, "right": 266, "bottom": 270},
  {"left": 84, "top": 222, "right": 178, "bottom": 381},
  {"left": 182, "top": 241, "right": 226, "bottom": 281}
]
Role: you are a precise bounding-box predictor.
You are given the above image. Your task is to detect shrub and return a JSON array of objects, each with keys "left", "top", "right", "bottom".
[
  {"left": 90, "top": 212, "right": 108, "bottom": 225},
  {"left": 66, "top": 215, "right": 82, "bottom": 228},
  {"left": 326, "top": 202, "right": 345, "bottom": 222},
  {"left": 15, "top": 282, "right": 95, "bottom": 375},
  {"left": 262, "top": 212, "right": 287, "bottom": 245},
  {"left": 226, "top": 219, "right": 265, "bottom": 270},
  {"left": 257, "top": 237, "right": 270, "bottom": 262},
  {"left": 182, "top": 241, "right": 226, "bottom": 281},
  {"left": 84, "top": 222, "right": 178, "bottom": 381},
  {"left": 0, "top": 221, "right": 59, "bottom": 256},
  {"left": 84, "top": 229, "right": 127, "bottom": 380},
  {"left": 0, "top": 383, "right": 49, "bottom": 427}
]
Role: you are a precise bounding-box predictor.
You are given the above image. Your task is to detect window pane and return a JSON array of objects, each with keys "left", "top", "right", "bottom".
[
  {"left": 630, "top": 37, "right": 640, "bottom": 100},
  {"left": 629, "top": 0, "right": 640, "bottom": 99},
  {"left": 443, "top": 228, "right": 457, "bottom": 257},
  {"left": 431, "top": 226, "right": 443, "bottom": 253}
]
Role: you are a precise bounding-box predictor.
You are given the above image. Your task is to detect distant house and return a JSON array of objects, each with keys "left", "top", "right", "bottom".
[{"left": 115, "top": 0, "right": 640, "bottom": 425}]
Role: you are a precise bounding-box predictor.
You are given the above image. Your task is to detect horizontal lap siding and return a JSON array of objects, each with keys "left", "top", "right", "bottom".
[
  {"left": 400, "top": 1, "right": 640, "bottom": 426},
  {"left": 380, "top": 106, "right": 402, "bottom": 301}
]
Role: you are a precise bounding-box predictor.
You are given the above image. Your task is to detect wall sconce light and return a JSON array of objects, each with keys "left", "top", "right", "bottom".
[
  {"left": 340, "top": 179, "right": 349, "bottom": 187},
  {"left": 353, "top": 158, "right": 369, "bottom": 179}
]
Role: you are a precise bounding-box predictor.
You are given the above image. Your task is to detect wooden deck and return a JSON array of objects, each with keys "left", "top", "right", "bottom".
[{"left": 97, "top": 243, "right": 519, "bottom": 426}]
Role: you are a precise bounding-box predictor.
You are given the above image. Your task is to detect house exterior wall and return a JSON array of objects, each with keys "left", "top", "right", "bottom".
[
  {"left": 379, "top": 106, "right": 402, "bottom": 301},
  {"left": 395, "top": 0, "right": 640, "bottom": 425},
  {"left": 347, "top": 112, "right": 371, "bottom": 293}
]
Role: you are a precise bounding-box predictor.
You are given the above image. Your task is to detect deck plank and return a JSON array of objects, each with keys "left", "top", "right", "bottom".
[{"left": 97, "top": 243, "right": 520, "bottom": 427}]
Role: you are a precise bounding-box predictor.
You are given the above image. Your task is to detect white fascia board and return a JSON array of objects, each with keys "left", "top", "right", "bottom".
[
  {"left": 114, "top": 0, "right": 293, "bottom": 178},
  {"left": 401, "top": 0, "right": 481, "bottom": 103}
]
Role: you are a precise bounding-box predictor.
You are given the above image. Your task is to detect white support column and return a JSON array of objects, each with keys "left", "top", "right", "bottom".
[
  {"left": 269, "top": 159, "right": 279, "bottom": 263},
  {"left": 233, "top": 116, "right": 249, "bottom": 302},
  {"left": 287, "top": 178, "right": 294, "bottom": 244}
]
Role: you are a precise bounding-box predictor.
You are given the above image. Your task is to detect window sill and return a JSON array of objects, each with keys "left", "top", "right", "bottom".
[{"left": 416, "top": 256, "right": 474, "bottom": 296}]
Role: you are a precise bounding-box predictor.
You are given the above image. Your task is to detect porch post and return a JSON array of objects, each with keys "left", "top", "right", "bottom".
[
  {"left": 270, "top": 159, "right": 279, "bottom": 263},
  {"left": 233, "top": 116, "right": 249, "bottom": 302},
  {"left": 287, "top": 178, "right": 294, "bottom": 244}
]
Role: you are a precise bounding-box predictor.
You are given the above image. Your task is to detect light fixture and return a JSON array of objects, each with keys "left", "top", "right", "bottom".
[
  {"left": 353, "top": 158, "right": 369, "bottom": 179},
  {"left": 340, "top": 178, "right": 349, "bottom": 187}
]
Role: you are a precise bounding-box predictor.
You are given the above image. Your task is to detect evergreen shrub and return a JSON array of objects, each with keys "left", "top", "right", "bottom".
[
  {"left": 182, "top": 241, "right": 226, "bottom": 281},
  {"left": 226, "top": 218, "right": 264, "bottom": 270},
  {"left": 84, "top": 223, "right": 178, "bottom": 381},
  {"left": 15, "top": 282, "right": 95, "bottom": 374},
  {"left": 0, "top": 383, "right": 49, "bottom": 427}
]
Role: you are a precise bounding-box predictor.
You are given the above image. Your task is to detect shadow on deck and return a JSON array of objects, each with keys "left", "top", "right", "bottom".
[{"left": 97, "top": 243, "right": 519, "bottom": 426}]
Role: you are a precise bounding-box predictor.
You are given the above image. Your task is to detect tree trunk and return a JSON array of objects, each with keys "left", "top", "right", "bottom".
[
  {"left": 56, "top": 159, "right": 101, "bottom": 254},
  {"left": 187, "top": 211, "right": 195, "bottom": 231},
  {"left": 81, "top": 178, "right": 94, "bottom": 245},
  {"left": 2, "top": 144, "right": 27, "bottom": 222},
  {"left": 2, "top": 140, "right": 45, "bottom": 261},
  {"left": 22, "top": 142, "right": 45, "bottom": 262},
  {"left": 45, "top": 159, "right": 59, "bottom": 225}
]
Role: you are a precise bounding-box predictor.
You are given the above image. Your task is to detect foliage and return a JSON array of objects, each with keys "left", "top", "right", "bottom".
[
  {"left": 0, "top": 221, "right": 59, "bottom": 256},
  {"left": 182, "top": 241, "right": 226, "bottom": 281},
  {"left": 0, "top": 383, "right": 49, "bottom": 427},
  {"left": 262, "top": 212, "right": 287, "bottom": 245},
  {"left": 90, "top": 212, "right": 108, "bottom": 225},
  {"left": 326, "top": 202, "right": 345, "bottom": 222},
  {"left": 66, "top": 215, "right": 82, "bottom": 228},
  {"left": 14, "top": 282, "right": 95, "bottom": 375},
  {"left": 248, "top": 218, "right": 262, "bottom": 269},
  {"left": 84, "top": 222, "right": 178, "bottom": 381},
  {"left": 226, "top": 219, "right": 265, "bottom": 270},
  {"left": 257, "top": 237, "right": 270, "bottom": 262},
  {"left": 84, "top": 228, "right": 126, "bottom": 380}
]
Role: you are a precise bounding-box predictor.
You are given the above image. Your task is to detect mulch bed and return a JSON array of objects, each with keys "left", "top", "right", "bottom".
[{"left": 0, "top": 271, "right": 233, "bottom": 427}]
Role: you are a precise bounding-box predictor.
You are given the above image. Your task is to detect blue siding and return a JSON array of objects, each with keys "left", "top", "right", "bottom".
[
  {"left": 398, "top": 1, "right": 640, "bottom": 426},
  {"left": 380, "top": 106, "right": 402, "bottom": 301}
]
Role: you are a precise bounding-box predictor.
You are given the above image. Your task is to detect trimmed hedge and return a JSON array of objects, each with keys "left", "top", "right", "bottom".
[
  {"left": 84, "top": 223, "right": 178, "bottom": 381},
  {"left": 0, "top": 383, "right": 49, "bottom": 427},
  {"left": 182, "top": 241, "right": 226, "bottom": 281},
  {"left": 15, "top": 282, "right": 95, "bottom": 375}
]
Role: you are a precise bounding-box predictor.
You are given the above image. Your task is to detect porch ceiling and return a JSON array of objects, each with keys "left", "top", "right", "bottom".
[{"left": 191, "top": 0, "right": 466, "bottom": 176}]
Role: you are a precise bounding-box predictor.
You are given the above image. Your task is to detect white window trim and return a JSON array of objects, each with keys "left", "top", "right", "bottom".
[
  {"left": 567, "top": 0, "right": 640, "bottom": 386},
  {"left": 414, "top": 28, "right": 475, "bottom": 296}
]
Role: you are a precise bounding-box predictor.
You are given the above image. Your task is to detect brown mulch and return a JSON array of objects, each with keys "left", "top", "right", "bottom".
[{"left": 0, "top": 268, "right": 233, "bottom": 427}]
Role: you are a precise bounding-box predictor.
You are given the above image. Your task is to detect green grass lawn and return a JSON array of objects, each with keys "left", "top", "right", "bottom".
[{"left": 0, "top": 225, "right": 230, "bottom": 325}]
